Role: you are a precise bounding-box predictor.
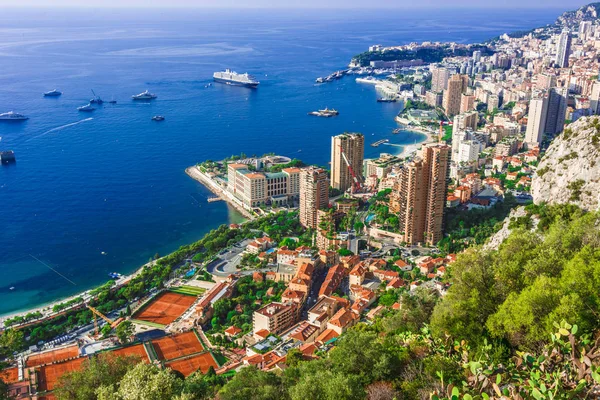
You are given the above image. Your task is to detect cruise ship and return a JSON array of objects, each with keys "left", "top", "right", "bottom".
[
  {"left": 0, "top": 111, "right": 29, "bottom": 121},
  {"left": 43, "top": 89, "right": 62, "bottom": 97},
  {"left": 213, "top": 69, "right": 260, "bottom": 88},
  {"left": 132, "top": 90, "right": 157, "bottom": 100}
]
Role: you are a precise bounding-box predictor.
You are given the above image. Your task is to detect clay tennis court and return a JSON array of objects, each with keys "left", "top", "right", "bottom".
[
  {"left": 152, "top": 331, "right": 204, "bottom": 361},
  {"left": 37, "top": 357, "right": 87, "bottom": 392},
  {"left": 110, "top": 344, "right": 150, "bottom": 363},
  {"left": 26, "top": 345, "right": 79, "bottom": 367},
  {"left": 0, "top": 367, "right": 19, "bottom": 384},
  {"left": 133, "top": 292, "right": 196, "bottom": 326},
  {"left": 165, "top": 352, "right": 219, "bottom": 377}
]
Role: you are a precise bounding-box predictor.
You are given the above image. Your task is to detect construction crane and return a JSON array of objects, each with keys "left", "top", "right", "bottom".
[
  {"left": 339, "top": 145, "right": 362, "bottom": 194},
  {"left": 87, "top": 304, "right": 120, "bottom": 336}
]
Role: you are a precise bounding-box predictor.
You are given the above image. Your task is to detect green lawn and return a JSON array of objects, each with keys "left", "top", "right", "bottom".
[{"left": 169, "top": 286, "right": 206, "bottom": 296}]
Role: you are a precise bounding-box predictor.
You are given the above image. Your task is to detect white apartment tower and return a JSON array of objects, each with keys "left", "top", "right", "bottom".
[{"left": 525, "top": 96, "right": 549, "bottom": 148}]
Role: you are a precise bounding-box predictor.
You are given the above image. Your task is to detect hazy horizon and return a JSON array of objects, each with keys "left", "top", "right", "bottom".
[{"left": 0, "top": 0, "right": 589, "bottom": 9}]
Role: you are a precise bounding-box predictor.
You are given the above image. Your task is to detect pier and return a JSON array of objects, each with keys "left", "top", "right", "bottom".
[
  {"left": 371, "top": 139, "right": 389, "bottom": 147},
  {"left": 207, "top": 196, "right": 222, "bottom": 203},
  {"left": 185, "top": 166, "right": 255, "bottom": 220}
]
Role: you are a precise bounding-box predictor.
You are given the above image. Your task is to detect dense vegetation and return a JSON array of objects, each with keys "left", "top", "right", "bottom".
[
  {"left": 438, "top": 193, "right": 518, "bottom": 253},
  {"left": 433, "top": 203, "right": 600, "bottom": 350},
  {"left": 402, "top": 99, "right": 434, "bottom": 112},
  {"left": 352, "top": 45, "right": 492, "bottom": 67},
  {"left": 207, "top": 276, "right": 287, "bottom": 340}
]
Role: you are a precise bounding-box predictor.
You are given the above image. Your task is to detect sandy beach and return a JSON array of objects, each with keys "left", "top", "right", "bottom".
[
  {"left": 0, "top": 260, "right": 155, "bottom": 324},
  {"left": 397, "top": 127, "right": 438, "bottom": 158}
]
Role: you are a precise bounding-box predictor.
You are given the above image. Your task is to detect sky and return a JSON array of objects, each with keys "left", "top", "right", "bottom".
[{"left": 0, "top": 0, "right": 591, "bottom": 8}]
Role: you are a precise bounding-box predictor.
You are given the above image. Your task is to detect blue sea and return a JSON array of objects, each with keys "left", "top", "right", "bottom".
[{"left": 0, "top": 7, "right": 559, "bottom": 315}]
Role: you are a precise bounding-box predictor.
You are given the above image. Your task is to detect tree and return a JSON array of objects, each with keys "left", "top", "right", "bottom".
[
  {"left": 285, "top": 348, "right": 304, "bottom": 368},
  {"left": 337, "top": 248, "right": 353, "bottom": 257},
  {"left": 289, "top": 366, "right": 364, "bottom": 400},
  {"left": 0, "top": 329, "right": 24, "bottom": 357},
  {"left": 217, "top": 366, "right": 286, "bottom": 400},
  {"left": 116, "top": 321, "right": 134, "bottom": 344},
  {"left": 55, "top": 354, "right": 140, "bottom": 400},
  {"left": 366, "top": 381, "right": 399, "bottom": 400},
  {"left": 107, "top": 363, "right": 183, "bottom": 400},
  {"left": 430, "top": 249, "right": 499, "bottom": 345},
  {"left": 354, "top": 221, "right": 364, "bottom": 233},
  {"left": 328, "top": 329, "right": 403, "bottom": 383},
  {"left": 0, "top": 379, "right": 9, "bottom": 400}
]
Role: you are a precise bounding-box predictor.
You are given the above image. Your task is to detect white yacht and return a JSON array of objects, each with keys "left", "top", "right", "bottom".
[
  {"left": 0, "top": 111, "right": 29, "bottom": 121},
  {"left": 77, "top": 104, "right": 95, "bottom": 112},
  {"left": 43, "top": 89, "right": 62, "bottom": 97},
  {"left": 132, "top": 90, "right": 157, "bottom": 100}
]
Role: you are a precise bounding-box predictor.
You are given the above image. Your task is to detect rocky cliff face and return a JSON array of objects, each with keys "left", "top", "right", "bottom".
[
  {"left": 556, "top": 3, "right": 600, "bottom": 26},
  {"left": 531, "top": 116, "right": 600, "bottom": 211}
]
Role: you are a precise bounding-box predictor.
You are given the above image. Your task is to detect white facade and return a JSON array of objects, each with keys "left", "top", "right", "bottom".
[{"left": 525, "top": 96, "right": 549, "bottom": 148}]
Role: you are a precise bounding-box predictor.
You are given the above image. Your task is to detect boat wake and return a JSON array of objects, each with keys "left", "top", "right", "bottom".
[{"left": 29, "top": 118, "right": 93, "bottom": 140}]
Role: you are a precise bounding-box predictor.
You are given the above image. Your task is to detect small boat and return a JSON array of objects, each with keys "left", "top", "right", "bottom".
[
  {"left": 90, "top": 89, "right": 103, "bottom": 104},
  {"left": 315, "top": 77, "right": 324, "bottom": 83},
  {"left": 9, "top": 287, "right": 14, "bottom": 291},
  {"left": 132, "top": 90, "right": 157, "bottom": 100},
  {"left": 152, "top": 115, "right": 165, "bottom": 121},
  {"left": 43, "top": 89, "right": 62, "bottom": 97},
  {"left": 77, "top": 104, "right": 95, "bottom": 112},
  {"left": 0, "top": 111, "right": 28, "bottom": 121},
  {"left": 377, "top": 98, "right": 397, "bottom": 103}
]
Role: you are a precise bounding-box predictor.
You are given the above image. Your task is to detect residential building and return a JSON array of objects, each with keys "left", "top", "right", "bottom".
[
  {"left": 487, "top": 94, "right": 500, "bottom": 112},
  {"left": 299, "top": 167, "right": 329, "bottom": 229},
  {"left": 525, "top": 95, "right": 549, "bottom": 148},
  {"left": 453, "top": 111, "right": 478, "bottom": 133},
  {"left": 590, "top": 81, "right": 600, "bottom": 115},
  {"left": 544, "top": 87, "right": 567, "bottom": 136},
  {"left": 443, "top": 74, "right": 468, "bottom": 117},
  {"left": 431, "top": 66, "right": 450, "bottom": 93},
  {"left": 425, "top": 90, "right": 443, "bottom": 108},
  {"left": 555, "top": 29, "right": 572, "bottom": 68},
  {"left": 330, "top": 133, "right": 365, "bottom": 192},
  {"left": 460, "top": 93, "right": 475, "bottom": 113},
  {"left": 253, "top": 302, "right": 297, "bottom": 335},
  {"left": 392, "top": 144, "right": 450, "bottom": 246},
  {"left": 364, "top": 153, "right": 402, "bottom": 179}
]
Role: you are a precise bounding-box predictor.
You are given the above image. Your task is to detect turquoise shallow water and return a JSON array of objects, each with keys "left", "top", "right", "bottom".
[{"left": 0, "top": 7, "right": 558, "bottom": 315}]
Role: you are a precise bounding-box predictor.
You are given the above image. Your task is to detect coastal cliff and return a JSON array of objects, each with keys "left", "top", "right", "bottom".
[{"left": 531, "top": 117, "right": 600, "bottom": 211}]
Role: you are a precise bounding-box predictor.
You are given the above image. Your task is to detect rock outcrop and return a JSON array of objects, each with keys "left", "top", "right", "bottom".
[
  {"left": 556, "top": 2, "right": 600, "bottom": 26},
  {"left": 531, "top": 116, "right": 600, "bottom": 211}
]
